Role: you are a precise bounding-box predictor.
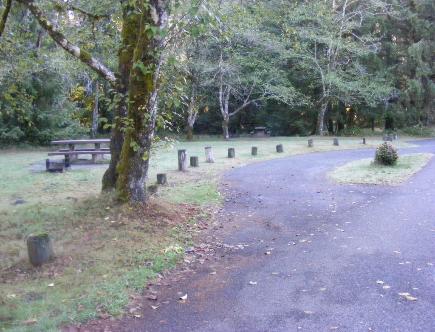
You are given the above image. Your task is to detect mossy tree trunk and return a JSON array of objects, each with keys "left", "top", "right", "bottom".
[
  {"left": 13, "top": 0, "right": 170, "bottom": 203},
  {"left": 102, "top": 5, "right": 140, "bottom": 191},
  {"left": 115, "top": 0, "right": 169, "bottom": 203}
]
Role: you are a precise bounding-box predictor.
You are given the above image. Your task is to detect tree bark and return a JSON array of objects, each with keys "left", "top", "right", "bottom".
[
  {"left": 91, "top": 82, "right": 99, "bottom": 138},
  {"left": 102, "top": 5, "right": 140, "bottom": 191},
  {"left": 0, "top": 0, "right": 12, "bottom": 38},
  {"left": 186, "top": 125, "right": 194, "bottom": 140},
  {"left": 316, "top": 100, "right": 328, "bottom": 135},
  {"left": 115, "top": 0, "right": 169, "bottom": 203},
  {"left": 222, "top": 118, "right": 230, "bottom": 140},
  {"left": 186, "top": 84, "right": 198, "bottom": 140}
]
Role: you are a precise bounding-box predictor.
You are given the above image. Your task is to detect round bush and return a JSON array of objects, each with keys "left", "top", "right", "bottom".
[{"left": 375, "top": 142, "right": 399, "bottom": 165}]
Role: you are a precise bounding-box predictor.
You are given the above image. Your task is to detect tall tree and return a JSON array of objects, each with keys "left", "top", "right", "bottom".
[
  {"left": 263, "top": 0, "right": 394, "bottom": 134},
  {"left": 3, "top": 0, "right": 170, "bottom": 202}
]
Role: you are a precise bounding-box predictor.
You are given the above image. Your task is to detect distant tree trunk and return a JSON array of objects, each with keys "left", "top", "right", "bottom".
[
  {"left": 186, "top": 84, "right": 198, "bottom": 140},
  {"left": 316, "top": 100, "right": 328, "bottom": 135},
  {"left": 115, "top": 0, "right": 168, "bottom": 203},
  {"left": 222, "top": 118, "right": 230, "bottom": 140},
  {"left": 91, "top": 82, "right": 99, "bottom": 138}
]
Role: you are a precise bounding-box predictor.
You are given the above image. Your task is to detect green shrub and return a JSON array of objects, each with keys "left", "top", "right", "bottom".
[{"left": 375, "top": 142, "right": 399, "bottom": 166}]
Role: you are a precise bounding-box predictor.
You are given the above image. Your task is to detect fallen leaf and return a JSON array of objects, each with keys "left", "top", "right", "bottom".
[
  {"left": 23, "top": 319, "right": 37, "bottom": 325},
  {"left": 398, "top": 292, "right": 417, "bottom": 301}
]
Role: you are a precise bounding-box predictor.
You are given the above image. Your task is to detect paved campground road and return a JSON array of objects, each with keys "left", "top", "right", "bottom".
[{"left": 84, "top": 140, "right": 435, "bottom": 332}]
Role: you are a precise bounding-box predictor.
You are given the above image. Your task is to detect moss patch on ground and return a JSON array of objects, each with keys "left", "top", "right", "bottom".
[{"left": 329, "top": 153, "right": 433, "bottom": 185}]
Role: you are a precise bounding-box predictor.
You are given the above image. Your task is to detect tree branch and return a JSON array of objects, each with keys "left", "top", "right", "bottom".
[
  {"left": 17, "top": 0, "right": 117, "bottom": 87},
  {"left": 0, "top": 0, "right": 12, "bottom": 38}
]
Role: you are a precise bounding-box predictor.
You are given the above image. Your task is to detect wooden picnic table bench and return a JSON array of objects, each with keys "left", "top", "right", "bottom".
[{"left": 49, "top": 139, "right": 111, "bottom": 164}]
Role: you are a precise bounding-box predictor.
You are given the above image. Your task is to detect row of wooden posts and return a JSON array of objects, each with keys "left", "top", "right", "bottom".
[{"left": 156, "top": 137, "right": 368, "bottom": 185}]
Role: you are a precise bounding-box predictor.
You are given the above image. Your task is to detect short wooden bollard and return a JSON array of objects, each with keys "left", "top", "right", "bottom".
[
  {"left": 276, "top": 144, "right": 284, "bottom": 153},
  {"left": 228, "top": 148, "right": 235, "bottom": 158},
  {"left": 362, "top": 137, "right": 366, "bottom": 145},
  {"left": 46, "top": 159, "right": 65, "bottom": 173},
  {"left": 308, "top": 139, "right": 314, "bottom": 148},
  {"left": 205, "top": 146, "right": 214, "bottom": 163},
  {"left": 27, "top": 234, "right": 54, "bottom": 267},
  {"left": 157, "top": 173, "right": 167, "bottom": 185},
  {"left": 333, "top": 138, "right": 339, "bottom": 146},
  {"left": 251, "top": 147, "right": 258, "bottom": 156},
  {"left": 190, "top": 156, "right": 199, "bottom": 167},
  {"left": 178, "top": 149, "right": 188, "bottom": 171}
]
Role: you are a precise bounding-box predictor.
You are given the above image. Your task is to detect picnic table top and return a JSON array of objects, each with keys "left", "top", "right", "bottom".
[{"left": 51, "top": 139, "right": 110, "bottom": 145}]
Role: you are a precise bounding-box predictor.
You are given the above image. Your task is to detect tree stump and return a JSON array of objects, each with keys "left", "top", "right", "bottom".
[
  {"left": 333, "top": 138, "right": 339, "bottom": 146},
  {"left": 190, "top": 156, "right": 199, "bottom": 167},
  {"left": 251, "top": 146, "right": 258, "bottom": 156},
  {"left": 308, "top": 139, "right": 314, "bottom": 148},
  {"left": 46, "top": 159, "right": 65, "bottom": 173},
  {"left": 27, "top": 234, "right": 54, "bottom": 267},
  {"left": 178, "top": 149, "right": 188, "bottom": 171},
  {"left": 276, "top": 144, "right": 284, "bottom": 153},
  {"left": 157, "top": 173, "right": 167, "bottom": 185},
  {"left": 205, "top": 147, "right": 214, "bottom": 163},
  {"left": 362, "top": 137, "right": 366, "bottom": 145},
  {"left": 228, "top": 148, "right": 235, "bottom": 158}
]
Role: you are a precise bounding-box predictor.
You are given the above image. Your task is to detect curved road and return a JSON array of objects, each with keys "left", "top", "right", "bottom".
[{"left": 88, "top": 140, "right": 435, "bottom": 332}]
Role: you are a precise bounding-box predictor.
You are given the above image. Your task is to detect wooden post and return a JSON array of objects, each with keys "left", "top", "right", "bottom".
[
  {"left": 68, "top": 143, "right": 77, "bottom": 161},
  {"left": 46, "top": 159, "right": 65, "bottom": 173},
  {"left": 190, "top": 156, "right": 199, "bottom": 167},
  {"left": 362, "top": 137, "right": 366, "bottom": 145},
  {"left": 333, "top": 138, "right": 339, "bottom": 146},
  {"left": 27, "top": 234, "right": 54, "bottom": 267},
  {"left": 251, "top": 146, "right": 258, "bottom": 156},
  {"left": 228, "top": 148, "right": 235, "bottom": 158},
  {"left": 157, "top": 173, "right": 167, "bottom": 185},
  {"left": 308, "top": 139, "right": 313, "bottom": 148},
  {"left": 92, "top": 143, "right": 103, "bottom": 163},
  {"left": 178, "top": 150, "right": 188, "bottom": 171},
  {"left": 205, "top": 147, "right": 214, "bottom": 163},
  {"left": 276, "top": 144, "right": 284, "bottom": 153}
]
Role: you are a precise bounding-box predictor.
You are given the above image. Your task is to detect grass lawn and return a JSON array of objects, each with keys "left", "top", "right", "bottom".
[
  {"left": 329, "top": 153, "right": 433, "bottom": 185},
  {"left": 0, "top": 136, "right": 415, "bottom": 331}
]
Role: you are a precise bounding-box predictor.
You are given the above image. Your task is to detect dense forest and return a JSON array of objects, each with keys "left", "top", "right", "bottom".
[
  {"left": 0, "top": 0, "right": 434, "bottom": 201},
  {"left": 1, "top": 0, "right": 434, "bottom": 145}
]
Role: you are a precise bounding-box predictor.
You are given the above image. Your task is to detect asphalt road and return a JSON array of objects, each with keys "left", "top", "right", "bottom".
[{"left": 84, "top": 140, "right": 435, "bottom": 332}]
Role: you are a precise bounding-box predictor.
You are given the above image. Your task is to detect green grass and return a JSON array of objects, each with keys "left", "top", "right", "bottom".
[
  {"left": 0, "top": 136, "right": 417, "bottom": 331},
  {"left": 329, "top": 153, "right": 433, "bottom": 185}
]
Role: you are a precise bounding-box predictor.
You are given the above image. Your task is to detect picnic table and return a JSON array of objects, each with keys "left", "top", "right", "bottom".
[
  {"left": 48, "top": 139, "right": 111, "bottom": 164},
  {"left": 250, "top": 127, "right": 270, "bottom": 137}
]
